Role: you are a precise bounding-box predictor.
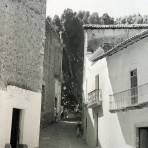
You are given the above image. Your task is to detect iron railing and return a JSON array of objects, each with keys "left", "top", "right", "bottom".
[
  {"left": 110, "top": 83, "right": 148, "bottom": 111},
  {"left": 88, "top": 89, "right": 102, "bottom": 108}
]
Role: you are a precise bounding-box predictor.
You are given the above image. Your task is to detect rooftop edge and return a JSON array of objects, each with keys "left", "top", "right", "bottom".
[
  {"left": 89, "top": 29, "right": 148, "bottom": 62},
  {"left": 83, "top": 24, "right": 148, "bottom": 30}
]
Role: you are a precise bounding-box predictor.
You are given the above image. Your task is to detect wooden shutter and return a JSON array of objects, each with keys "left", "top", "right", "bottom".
[
  {"left": 130, "top": 69, "right": 138, "bottom": 104},
  {"left": 95, "top": 75, "right": 99, "bottom": 90}
]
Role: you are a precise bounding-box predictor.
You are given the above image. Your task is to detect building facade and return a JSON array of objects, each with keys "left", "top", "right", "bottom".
[
  {"left": 83, "top": 24, "right": 148, "bottom": 148},
  {"left": 0, "top": 0, "right": 46, "bottom": 148},
  {"left": 41, "top": 20, "right": 63, "bottom": 128}
]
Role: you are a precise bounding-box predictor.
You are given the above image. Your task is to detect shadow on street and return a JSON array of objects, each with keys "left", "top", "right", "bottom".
[{"left": 39, "top": 120, "right": 91, "bottom": 148}]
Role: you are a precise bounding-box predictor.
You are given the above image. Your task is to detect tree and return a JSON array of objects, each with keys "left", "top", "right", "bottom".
[
  {"left": 115, "top": 14, "right": 146, "bottom": 24},
  {"left": 77, "top": 11, "right": 91, "bottom": 24},
  {"left": 46, "top": 16, "right": 52, "bottom": 23},
  {"left": 135, "top": 14, "right": 143, "bottom": 24},
  {"left": 126, "top": 15, "right": 135, "bottom": 24},
  {"left": 121, "top": 17, "right": 127, "bottom": 24},
  {"left": 52, "top": 15, "right": 62, "bottom": 32},
  {"left": 115, "top": 17, "right": 126, "bottom": 24},
  {"left": 82, "top": 11, "right": 90, "bottom": 24},
  {"left": 88, "top": 12, "right": 101, "bottom": 24},
  {"left": 101, "top": 13, "right": 114, "bottom": 24},
  {"left": 143, "top": 15, "right": 148, "bottom": 24},
  {"left": 48, "top": 9, "right": 148, "bottom": 110},
  {"left": 77, "top": 11, "right": 85, "bottom": 20},
  {"left": 61, "top": 9, "right": 84, "bottom": 109}
]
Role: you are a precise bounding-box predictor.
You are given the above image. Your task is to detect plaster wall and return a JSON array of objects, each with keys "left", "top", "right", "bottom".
[
  {"left": 0, "top": 86, "right": 41, "bottom": 148},
  {"left": 83, "top": 35, "right": 148, "bottom": 148},
  {"left": 0, "top": 0, "right": 46, "bottom": 147}
]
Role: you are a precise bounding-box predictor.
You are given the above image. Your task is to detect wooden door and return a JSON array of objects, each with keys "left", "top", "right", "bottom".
[
  {"left": 96, "top": 112, "right": 98, "bottom": 146},
  {"left": 93, "top": 110, "right": 99, "bottom": 147},
  {"left": 139, "top": 128, "right": 148, "bottom": 148},
  {"left": 10, "top": 109, "right": 21, "bottom": 148},
  {"left": 95, "top": 75, "right": 99, "bottom": 90}
]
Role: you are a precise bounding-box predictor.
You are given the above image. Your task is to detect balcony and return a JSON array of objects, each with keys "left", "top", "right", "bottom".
[
  {"left": 109, "top": 83, "right": 148, "bottom": 112},
  {"left": 87, "top": 89, "right": 102, "bottom": 108}
]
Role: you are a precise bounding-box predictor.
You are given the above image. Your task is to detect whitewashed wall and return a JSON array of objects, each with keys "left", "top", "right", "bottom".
[
  {"left": 0, "top": 86, "right": 41, "bottom": 148},
  {"left": 83, "top": 35, "right": 148, "bottom": 148}
]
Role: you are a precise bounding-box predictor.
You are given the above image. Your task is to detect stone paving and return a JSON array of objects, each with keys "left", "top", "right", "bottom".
[{"left": 39, "top": 121, "right": 91, "bottom": 148}]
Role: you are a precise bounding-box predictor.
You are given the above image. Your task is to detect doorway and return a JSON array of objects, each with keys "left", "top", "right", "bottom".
[
  {"left": 95, "top": 112, "right": 98, "bottom": 146},
  {"left": 139, "top": 127, "right": 148, "bottom": 148},
  {"left": 10, "top": 108, "right": 21, "bottom": 148},
  {"left": 95, "top": 74, "right": 99, "bottom": 146},
  {"left": 93, "top": 110, "right": 99, "bottom": 147}
]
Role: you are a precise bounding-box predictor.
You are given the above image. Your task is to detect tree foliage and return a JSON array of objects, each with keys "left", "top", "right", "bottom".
[
  {"left": 115, "top": 14, "right": 147, "bottom": 24},
  {"left": 50, "top": 9, "right": 84, "bottom": 109},
  {"left": 48, "top": 9, "right": 148, "bottom": 109},
  {"left": 101, "top": 13, "right": 114, "bottom": 24},
  {"left": 88, "top": 12, "right": 101, "bottom": 24},
  {"left": 52, "top": 15, "right": 63, "bottom": 32}
]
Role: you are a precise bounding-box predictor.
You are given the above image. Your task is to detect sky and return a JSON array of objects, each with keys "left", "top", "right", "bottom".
[{"left": 46, "top": 0, "right": 148, "bottom": 18}]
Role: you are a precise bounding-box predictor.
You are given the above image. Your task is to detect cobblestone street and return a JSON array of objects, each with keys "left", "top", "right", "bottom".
[{"left": 39, "top": 121, "right": 91, "bottom": 148}]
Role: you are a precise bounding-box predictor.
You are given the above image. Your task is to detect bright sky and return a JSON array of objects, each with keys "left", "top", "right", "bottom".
[{"left": 46, "top": 0, "right": 148, "bottom": 18}]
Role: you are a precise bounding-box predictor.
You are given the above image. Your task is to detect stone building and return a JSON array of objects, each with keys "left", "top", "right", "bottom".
[
  {"left": 83, "top": 24, "right": 148, "bottom": 148},
  {"left": 0, "top": 0, "right": 46, "bottom": 148},
  {"left": 41, "top": 20, "right": 63, "bottom": 127}
]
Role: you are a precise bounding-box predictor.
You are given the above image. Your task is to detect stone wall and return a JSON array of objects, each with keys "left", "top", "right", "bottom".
[
  {"left": 41, "top": 21, "right": 63, "bottom": 128},
  {"left": 0, "top": 0, "right": 46, "bottom": 92}
]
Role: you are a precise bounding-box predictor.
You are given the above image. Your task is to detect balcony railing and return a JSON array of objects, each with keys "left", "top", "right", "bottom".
[
  {"left": 88, "top": 89, "right": 102, "bottom": 108},
  {"left": 109, "top": 83, "right": 148, "bottom": 112}
]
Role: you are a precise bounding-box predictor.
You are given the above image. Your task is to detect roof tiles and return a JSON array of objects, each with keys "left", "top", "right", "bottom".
[
  {"left": 84, "top": 24, "right": 148, "bottom": 30},
  {"left": 89, "top": 29, "right": 148, "bottom": 62}
]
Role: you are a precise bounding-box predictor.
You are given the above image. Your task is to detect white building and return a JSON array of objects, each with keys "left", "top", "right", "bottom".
[
  {"left": 0, "top": 0, "right": 46, "bottom": 148},
  {"left": 83, "top": 24, "right": 148, "bottom": 148}
]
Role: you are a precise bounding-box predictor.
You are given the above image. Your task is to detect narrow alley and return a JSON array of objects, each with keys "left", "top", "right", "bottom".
[{"left": 39, "top": 121, "right": 91, "bottom": 148}]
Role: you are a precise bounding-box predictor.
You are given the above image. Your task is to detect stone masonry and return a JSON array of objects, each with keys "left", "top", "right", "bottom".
[
  {"left": 41, "top": 20, "right": 63, "bottom": 128},
  {"left": 0, "top": 1, "right": 46, "bottom": 147},
  {"left": 0, "top": 0, "right": 46, "bottom": 91}
]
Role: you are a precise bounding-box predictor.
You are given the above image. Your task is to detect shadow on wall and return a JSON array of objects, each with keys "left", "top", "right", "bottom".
[
  {"left": 117, "top": 112, "right": 134, "bottom": 146},
  {"left": 40, "top": 112, "right": 54, "bottom": 129},
  {"left": 84, "top": 106, "right": 102, "bottom": 148},
  {"left": 94, "top": 105, "right": 103, "bottom": 118},
  {"left": 106, "top": 56, "right": 136, "bottom": 147}
]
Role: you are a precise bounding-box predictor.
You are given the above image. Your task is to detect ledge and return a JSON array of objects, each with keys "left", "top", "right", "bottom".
[
  {"left": 110, "top": 101, "right": 148, "bottom": 113},
  {"left": 87, "top": 101, "right": 102, "bottom": 108}
]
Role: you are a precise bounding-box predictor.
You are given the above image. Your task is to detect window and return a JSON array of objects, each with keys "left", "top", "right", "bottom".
[
  {"left": 86, "top": 118, "right": 87, "bottom": 130},
  {"left": 95, "top": 74, "right": 99, "bottom": 90},
  {"left": 55, "top": 97, "right": 57, "bottom": 108},
  {"left": 41, "top": 85, "right": 46, "bottom": 112},
  {"left": 130, "top": 69, "right": 138, "bottom": 104},
  {"left": 95, "top": 74, "right": 100, "bottom": 101}
]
